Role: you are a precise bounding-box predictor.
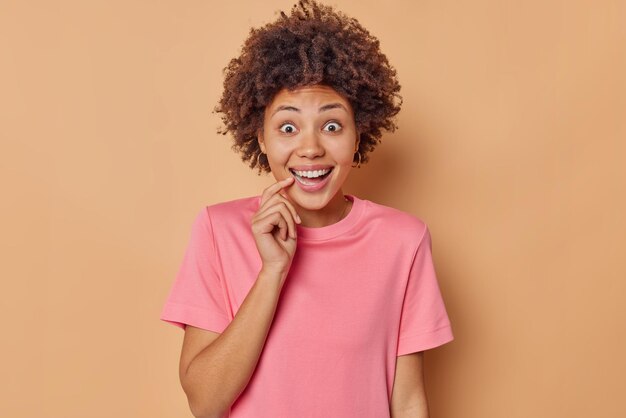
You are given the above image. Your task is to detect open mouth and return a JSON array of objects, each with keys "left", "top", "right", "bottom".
[{"left": 289, "top": 167, "right": 334, "bottom": 185}]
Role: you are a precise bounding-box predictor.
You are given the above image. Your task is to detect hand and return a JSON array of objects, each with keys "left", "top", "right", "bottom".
[{"left": 251, "top": 177, "right": 301, "bottom": 286}]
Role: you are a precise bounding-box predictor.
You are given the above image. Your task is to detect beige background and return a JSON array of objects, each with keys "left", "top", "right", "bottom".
[{"left": 1, "top": 0, "right": 625, "bottom": 417}]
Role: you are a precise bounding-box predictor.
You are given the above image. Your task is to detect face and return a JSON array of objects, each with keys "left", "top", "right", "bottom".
[{"left": 258, "top": 84, "right": 360, "bottom": 217}]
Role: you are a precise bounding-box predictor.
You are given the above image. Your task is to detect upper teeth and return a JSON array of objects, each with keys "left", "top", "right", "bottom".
[{"left": 292, "top": 168, "right": 332, "bottom": 178}]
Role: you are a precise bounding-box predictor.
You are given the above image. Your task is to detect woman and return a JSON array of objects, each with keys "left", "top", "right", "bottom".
[{"left": 160, "top": 1, "right": 454, "bottom": 417}]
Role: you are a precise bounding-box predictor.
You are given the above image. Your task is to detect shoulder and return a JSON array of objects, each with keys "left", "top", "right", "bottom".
[
  {"left": 362, "top": 197, "right": 428, "bottom": 232},
  {"left": 205, "top": 195, "right": 260, "bottom": 216},
  {"left": 360, "top": 197, "right": 430, "bottom": 244},
  {"left": 199, "top": 195, "right": 261, "bottom": 229}
]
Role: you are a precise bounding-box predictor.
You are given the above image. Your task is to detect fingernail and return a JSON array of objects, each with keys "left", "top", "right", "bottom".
[{"left": 296, "top": 214, "right": 301, "bottom": 223}]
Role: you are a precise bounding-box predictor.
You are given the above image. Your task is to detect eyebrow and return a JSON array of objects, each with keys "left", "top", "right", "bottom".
[{"left": 271, "top": 103, "right": 348, "bottom": 117}]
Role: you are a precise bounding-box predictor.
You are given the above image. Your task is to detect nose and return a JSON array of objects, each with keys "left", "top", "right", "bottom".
[{"left": 296, "top": 129, "right": 325, "bottom": 159}]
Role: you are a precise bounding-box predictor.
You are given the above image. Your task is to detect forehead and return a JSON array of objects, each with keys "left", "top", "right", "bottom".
[{"left": 267, "top": 84, "right": 352, "bottom": 111}]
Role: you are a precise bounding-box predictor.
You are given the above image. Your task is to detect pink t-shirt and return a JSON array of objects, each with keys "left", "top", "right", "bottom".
[{"left": 160, "top": 194, "right": 454, "bottom": 417}]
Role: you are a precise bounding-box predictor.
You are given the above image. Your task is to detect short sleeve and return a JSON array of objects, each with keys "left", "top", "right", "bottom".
[
  {"left": 159, "top": 207, "right": 231, "bottom": 333},
  {"left": 397, "top": 226, "right": 454, "bottom": 355}
]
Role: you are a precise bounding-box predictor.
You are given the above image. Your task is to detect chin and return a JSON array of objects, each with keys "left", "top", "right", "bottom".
[{"left": 288, "top": 188, "right": 334, "bottom": 209}]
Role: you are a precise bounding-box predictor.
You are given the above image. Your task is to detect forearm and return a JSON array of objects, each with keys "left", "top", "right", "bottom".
[
  {"left": 390, "top": 389, "right": 430, "bottom": 418},
  {"left": 182, "top": 268, "right": 284, "bottom": 418},
  {"left": 391, "top": 402, "right": 429, "bottom": 418}
]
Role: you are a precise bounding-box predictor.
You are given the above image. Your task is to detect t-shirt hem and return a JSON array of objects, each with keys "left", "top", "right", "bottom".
[
  {"left": 160, "top": 301, "right": 230, "bottom": 333},
  {"left": 397, "top": 324, "right": 454, "bottom": 356}
]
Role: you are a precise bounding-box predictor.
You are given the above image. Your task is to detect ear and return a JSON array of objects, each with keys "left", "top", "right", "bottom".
[{"left": 257, "top": 129, "right": 266, "bottom": 154}]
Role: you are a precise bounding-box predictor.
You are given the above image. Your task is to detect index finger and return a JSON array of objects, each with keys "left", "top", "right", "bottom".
[{"left": 260, "top": 176, "right": 294, "bottom": 207}]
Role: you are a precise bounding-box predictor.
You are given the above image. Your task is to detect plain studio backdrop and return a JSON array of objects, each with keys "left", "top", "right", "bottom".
[{"left": 1, "top": 0, "right": 624, "bottom": 417}]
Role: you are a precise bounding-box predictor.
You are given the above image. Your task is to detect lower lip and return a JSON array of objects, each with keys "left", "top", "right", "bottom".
[{"left": 291, "top": 169, "right": 333, "bottom": 192}]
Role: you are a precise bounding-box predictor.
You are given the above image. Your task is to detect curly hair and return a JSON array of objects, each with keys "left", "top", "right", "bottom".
[{"left": 213, "top": 0, "right": 402, "bottom": 175}]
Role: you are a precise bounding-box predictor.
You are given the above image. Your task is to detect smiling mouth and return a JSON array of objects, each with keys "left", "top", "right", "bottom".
[{"left": 289, "top": 167, "right": 334, "bottom": 185}]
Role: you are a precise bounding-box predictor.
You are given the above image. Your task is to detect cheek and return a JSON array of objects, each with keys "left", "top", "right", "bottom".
[
  {"left": 335, "top": 147, "right": 356, "bottom": 164},
  {"left": 265, "top": 142, "right": 291, "bottom": 160}
]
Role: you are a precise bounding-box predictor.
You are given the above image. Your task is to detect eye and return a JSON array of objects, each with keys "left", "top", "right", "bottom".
[
  {"left": 324, "top": 121, "right": 342, "bottom": 133},
  {"left": 279, "top": 123, "right": 297, "bottom": 134}
]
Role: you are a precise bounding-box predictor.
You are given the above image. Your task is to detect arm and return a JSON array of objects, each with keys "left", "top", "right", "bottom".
[
  {"left": 390, "top": 351, "right": 430, "bottom": 418},
  {"left": 180, "top": 268, "right": 284, "bottom": 418}
]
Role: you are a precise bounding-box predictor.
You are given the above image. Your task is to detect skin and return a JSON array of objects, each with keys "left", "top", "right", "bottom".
[
  {"left": 391, "top": 351, "right": 429, "bottom": 417},
  {"left": 257, "top": 84, "right": 360, "bottom": 228}
]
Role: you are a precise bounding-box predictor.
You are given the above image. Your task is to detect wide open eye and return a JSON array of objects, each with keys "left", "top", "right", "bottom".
[
  {"left": 324, "top": 121, "right": 343, "bottom": 133},
  {"left": 279, "top": 123, "right": 297, "bottom": 134}
]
